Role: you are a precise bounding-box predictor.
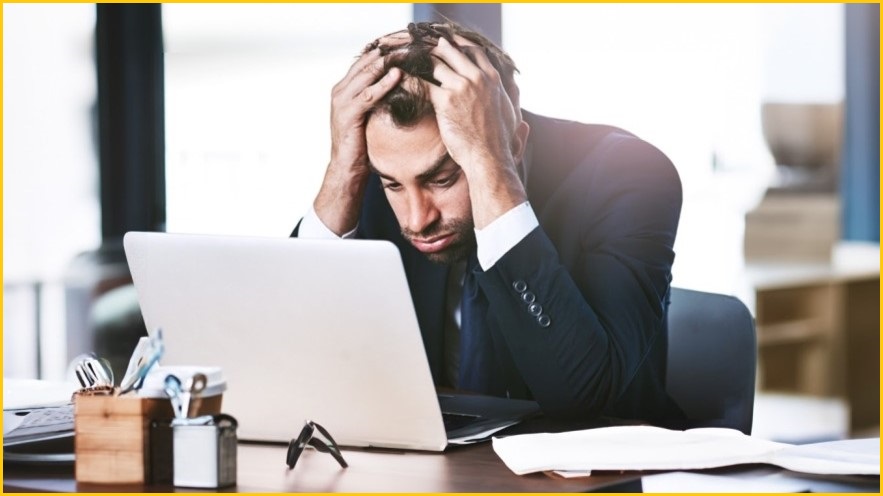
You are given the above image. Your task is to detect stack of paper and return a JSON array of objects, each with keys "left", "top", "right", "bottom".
[
  {"left": 3, "top": 378, "right": 78, "bottom": 410},
  {"left": 492, "top": 425, "right": 879, "bottom": 477}
]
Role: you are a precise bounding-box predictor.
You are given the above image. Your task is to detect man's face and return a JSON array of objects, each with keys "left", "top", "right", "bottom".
[{"left": 366, "top": 113, "right": 475, "bottom": 264}]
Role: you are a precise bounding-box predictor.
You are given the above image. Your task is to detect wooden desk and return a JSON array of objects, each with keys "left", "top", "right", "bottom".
[
  {"left": 7, "top": 442, "right": 879, "bottom": 493},
  {"left": 3, "top": 442, "right": 639, "bottom": 492}
]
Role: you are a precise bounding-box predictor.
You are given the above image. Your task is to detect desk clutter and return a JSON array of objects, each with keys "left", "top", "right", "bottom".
[
  {"left": 492, "top": 425, "right": 880, "bottom": 478},
  {"left": 72, "top": 332, "right": 238, "bottom": 488}
]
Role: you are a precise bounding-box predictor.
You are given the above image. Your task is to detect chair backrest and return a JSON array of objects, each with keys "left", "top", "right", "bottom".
[{"left": 666, "top": 287, "right": 757, "bottom": 434}]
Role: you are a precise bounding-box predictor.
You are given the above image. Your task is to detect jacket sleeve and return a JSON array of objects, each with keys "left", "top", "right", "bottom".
[{"left": 476, "top": 134, "right": 682, "bottom": 418}]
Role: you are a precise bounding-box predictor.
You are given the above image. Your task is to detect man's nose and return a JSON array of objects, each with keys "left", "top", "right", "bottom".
[{"left": 405, "top": 190, "right": 440, "bottom": 235}]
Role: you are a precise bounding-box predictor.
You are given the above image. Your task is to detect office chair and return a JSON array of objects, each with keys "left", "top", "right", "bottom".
[{"left": 666, "top": 287, "right": 757, "bottom": 435}]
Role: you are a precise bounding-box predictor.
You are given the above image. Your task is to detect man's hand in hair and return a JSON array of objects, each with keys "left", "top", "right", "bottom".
[
  {"left": 426, "top": 35, "right": 529, "bottom": 229},
  {"left": 314, "top": 48, "right": 402, "bottom": 236}
]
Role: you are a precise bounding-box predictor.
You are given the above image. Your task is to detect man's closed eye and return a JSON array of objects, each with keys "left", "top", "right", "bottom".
[
  {"left": 383, "top": 181, "right": 403, "bottom": 192},
  {"left": 429, "top": 171, "right": 460, "bottom": 189}
]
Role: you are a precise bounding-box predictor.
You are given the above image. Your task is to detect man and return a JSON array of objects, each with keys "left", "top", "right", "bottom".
[{"left": 293, "top": 22, "right": 685, "bottom": 426}]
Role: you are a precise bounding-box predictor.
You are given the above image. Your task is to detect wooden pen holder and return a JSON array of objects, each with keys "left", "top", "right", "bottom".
[{"left": 74, "top": 392, "right": 222, "bottom": 484}]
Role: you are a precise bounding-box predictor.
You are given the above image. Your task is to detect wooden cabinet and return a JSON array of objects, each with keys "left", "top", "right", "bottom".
[
  {"left": 676, "top": 241, "right": 880, "bottom": 434},
  {"left": 755, "top": 283, "right": 846, "bottom": 396},
  {"left": 748, "top": 242, "right": 879, "bottom": 432}
]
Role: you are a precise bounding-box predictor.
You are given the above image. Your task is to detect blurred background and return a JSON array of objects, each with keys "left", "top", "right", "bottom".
[{"left": 3, "top": 3, "right": 879, "bottom": 442}]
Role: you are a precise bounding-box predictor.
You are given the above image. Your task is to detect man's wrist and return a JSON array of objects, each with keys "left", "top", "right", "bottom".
[
  {"left": 300, "top": 205, "right": 358, "bottom": 239},
  {"left": 475, "top": 201, "right": 538, "bottom": 270},
  {"left": 312, "top": 165, "right": 369, "bottom": 235},
  {"left": 466, "top": 161, "right": 528, "bottom": 229}
]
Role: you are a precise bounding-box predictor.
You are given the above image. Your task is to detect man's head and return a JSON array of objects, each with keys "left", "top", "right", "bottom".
[
  {"left": 362, "top": 22, "right": 525, "bottom": 265},
  {"left": 367, "top": 112, "right": 475, "bottom": 264},
  {"left": 365, "top": 22, "right": 521, "bottom": 127}
]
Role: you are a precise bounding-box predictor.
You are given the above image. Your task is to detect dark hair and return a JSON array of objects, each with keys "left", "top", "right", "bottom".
[{"left": 364, "top": 22, "right": 519, "bottom": 127}]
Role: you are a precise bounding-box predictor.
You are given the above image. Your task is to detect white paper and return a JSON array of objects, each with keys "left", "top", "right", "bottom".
[
  {"left": 492, "top": 425, "right": 880, "bottom": 477},
  {"left": 3, "top": 378, "right": 79, "bottom": 410},
  {"left": 493, "top": 426, "right": 785, "bottom": 475},
  {"left": 641, "top": 471, "right": 810, "bottom": 493},
  {"left": 772, "top": 437, "right": 879, "bottom": 475},
  {"left": 552, "top": 470, "right": 593, "bottom": 478}
]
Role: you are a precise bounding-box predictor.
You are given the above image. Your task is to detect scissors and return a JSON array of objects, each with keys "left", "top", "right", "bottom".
[
  {"left": 183, "top": 373, "right": 208, "bottom": 418},
  {"left": 164, "top": 374, "right": 185, "bottom": 419}
]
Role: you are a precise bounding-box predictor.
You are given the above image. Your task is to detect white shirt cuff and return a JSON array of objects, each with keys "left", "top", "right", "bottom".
[
  {"left": 298, "top": 206, "right": 358, "bottom": 239},
  {"left": 475, "top": 201, "right": 539, "bottom": 270}
]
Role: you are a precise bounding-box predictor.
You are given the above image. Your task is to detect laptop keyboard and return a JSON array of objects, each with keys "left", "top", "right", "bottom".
[
  {"left": 442, "top": 412, "right": 481, "bottom": 432},
  {"left": 5, "top": 405, "right": 74, "bottom": 439}
]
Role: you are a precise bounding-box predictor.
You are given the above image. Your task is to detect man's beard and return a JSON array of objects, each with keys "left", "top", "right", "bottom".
[{"left": 401, "top": 217, "right": 476, "bottom": 265}]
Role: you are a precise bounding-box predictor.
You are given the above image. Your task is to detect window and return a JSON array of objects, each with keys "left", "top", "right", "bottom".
[
  {"left": 503, "top": 4, "right": 844, "bottom": 292},
  {"left": 163, "top": 4, "right": 411, "bottom": 236},
  {"left": 3, "top": 4, "right": 99, "bottom": 379}
]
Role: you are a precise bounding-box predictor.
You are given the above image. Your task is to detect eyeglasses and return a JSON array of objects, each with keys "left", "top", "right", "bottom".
[{"left": 286, "top": 421, "right": 348, "bottom": 470}]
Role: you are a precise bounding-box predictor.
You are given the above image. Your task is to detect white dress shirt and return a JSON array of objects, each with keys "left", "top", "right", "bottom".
[
  {"left": 298, "top": 202, "right": 540, "bottom": 387},
  {"left": 298, "top": 201, "right": 538, "bottom": 271}
]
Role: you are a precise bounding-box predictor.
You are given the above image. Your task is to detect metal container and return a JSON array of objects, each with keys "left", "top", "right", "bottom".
[{"left": 171, "top": 414, "right": 237, "bottom": 488}]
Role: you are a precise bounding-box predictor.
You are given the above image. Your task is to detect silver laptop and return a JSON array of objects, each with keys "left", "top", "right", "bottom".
[{"left": 123, "top": 231, "right": 538, "bottom": 451}]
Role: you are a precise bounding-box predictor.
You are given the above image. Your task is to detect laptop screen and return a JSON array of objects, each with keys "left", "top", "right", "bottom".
[{"left": 124, "top": 232, "right": 448, "bottom": 450}]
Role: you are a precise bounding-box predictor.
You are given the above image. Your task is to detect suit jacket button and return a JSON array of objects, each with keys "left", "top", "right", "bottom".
[
  {"left": 521, "top": 291, "right": 536, "bottom": 304},
  {"left": 537, "top": 314, "right": 551, "bottom": 328},
  {"left": 512, "top": 280, "right": 528, "bottom": 293},
  {"left": 528, "top": 303, "right": 543, "bottom": 316}
]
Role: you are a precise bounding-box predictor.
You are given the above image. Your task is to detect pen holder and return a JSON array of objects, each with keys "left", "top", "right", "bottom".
[
  {"left": 172, "top": 414, "right": 238, "bottom": 488},
  {"left": 73, "top": 392, "right": 223, "bottom": 484}
]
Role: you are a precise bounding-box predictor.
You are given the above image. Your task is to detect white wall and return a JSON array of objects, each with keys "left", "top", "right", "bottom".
[
  {"left": 3, "top": 4, "right": 99, "bottom": 379},
  {"left": 503, "top": 4, "right": 844, "bottom": 294},
  {"left": 163, "top": 4, "right": 412, "bottom": 236}
]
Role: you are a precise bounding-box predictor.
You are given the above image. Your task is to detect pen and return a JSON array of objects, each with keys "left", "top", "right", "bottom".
[{"left": 119, "top": 329, "right": 165, "bottom": 395}]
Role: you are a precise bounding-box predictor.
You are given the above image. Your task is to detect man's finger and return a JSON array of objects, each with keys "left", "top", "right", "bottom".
[
  {"left": 446, "top": 35, "right": 501, "bottom": 78},
  {"left": 342, "top": 48, "right": 382, "bottom": 82},
  {"left": 375, "top": 31, "right": 411, "bottom": 48},
  {"left": 423, "top": 75, "right": 446, "bottom": 105},
  {"left": 431, "top": 36, "right": 486, "bottom": 81},
  {"left": 358, "top": 67, "right": 402, "bottom": 106},
  {"left": 430, "top": 55, "right": 465, "bottom": 89},
  {"left": 335, "top": 48, "right": 385, "bottom": 98},
  {"left": 450, "top": 34, "right": 479, "bottom": 48},
  {"left": 337, "top": 55, "right": 387, "bottom": 100}
]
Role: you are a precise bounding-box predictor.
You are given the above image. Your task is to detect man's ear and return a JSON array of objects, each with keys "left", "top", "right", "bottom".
[{"left": 511, "top": 120, "right": 531, "bottom": 164}]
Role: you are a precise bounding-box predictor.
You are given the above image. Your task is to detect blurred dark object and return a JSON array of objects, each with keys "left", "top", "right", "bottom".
[
  {"left": 64, "top": 240, "right": 146, "bottom": 384},
  {"left": 747, "top": 102, "right": 844, "bottom": 262},
  {"left": 761, "top": 102, "right": 843, "bottom": 193},
  {"left": 666, "top": 288, "right": 756, "bottom": 435},
  {"left": 91, "top": 284, "right": 146, "bottom": 383},
  {"left": 97, "top": 4, "right": 166, "bottom": 240}
]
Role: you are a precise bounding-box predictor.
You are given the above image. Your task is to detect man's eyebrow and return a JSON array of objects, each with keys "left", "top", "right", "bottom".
[
  {"left": 368, "top": 152, "right": 454, "bottom": 182},
  {"left": 416, "top": 152, "right": 454, "bottom": 181},
  {"left": 367, "top": 161, "right": 394, "bottom": 181}
]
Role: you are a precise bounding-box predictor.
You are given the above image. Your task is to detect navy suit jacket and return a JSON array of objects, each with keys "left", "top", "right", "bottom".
[{"left": 294, "top": 111, "right": 685, "bottom": 425}]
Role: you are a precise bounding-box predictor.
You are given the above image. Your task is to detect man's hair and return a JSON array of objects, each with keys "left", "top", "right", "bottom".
[{"left": 364, "top": 22, "right": 519, "bottom": 127}]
